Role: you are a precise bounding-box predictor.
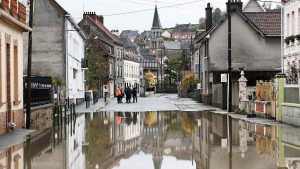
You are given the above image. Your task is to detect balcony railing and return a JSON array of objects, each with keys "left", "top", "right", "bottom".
[{"left": 0, "top": 0, "right": 26, "bottom": 24}]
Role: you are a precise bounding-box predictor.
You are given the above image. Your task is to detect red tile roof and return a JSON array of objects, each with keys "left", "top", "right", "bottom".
[
  {"left": 87, "top": 16, "right": 123, "bottom": 45},
  {"left": 244, "top": 12, "right": 281, "bottom": 36}
]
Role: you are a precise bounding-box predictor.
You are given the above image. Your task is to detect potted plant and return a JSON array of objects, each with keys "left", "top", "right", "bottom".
[
  {"left": 290, "top": 35, "right": 296, "bottom": 44},
  {"left": 296, "top": 34, "right": 300, "bottom": 42},
  {"left": 0, "top": 3, "right": 3, "bottom": 10}
]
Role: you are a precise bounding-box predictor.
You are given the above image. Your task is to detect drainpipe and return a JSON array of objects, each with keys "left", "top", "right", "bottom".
[
  {"left": 276, "top": 73, "right": 287, "bottom": 121},
  {"left": 65, "top": 15, "right": 69, "bottom": 107}
]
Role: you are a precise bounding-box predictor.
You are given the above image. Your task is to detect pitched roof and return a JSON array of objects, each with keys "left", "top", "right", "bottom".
[
  {"left": 164, "top": 41, "right": 182, "bottom": 50},
  {"left": 173, "top": 24, "right": 190, "bottom": 32},
  {"left": 135, "top": 31, "right": 151, "bottom": 40},
  {"left": 120, "top": 37, "right": 138, "bottom": 51},
  {"left": 243, "top": 0, "right": 266, "bottom": 12},
  {"left": 195, "top": 6, "right": 281, "bottom": 44},
  {"left": 87, "top": 16, "right": 123, "bottom": 45},
  {"left": 152, "top": 5, "right": 162, "bottom": 29},
  {"left": 244, "top": 12, "right": 281, "bottom": 36},
  {"left": 120, "top": 30, "right": 131, "bottom": 37}
]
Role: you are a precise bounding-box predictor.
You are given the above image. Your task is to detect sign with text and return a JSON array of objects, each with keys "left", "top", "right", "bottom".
[
  {"left": 221, "top": 74, "right": 228, "bottom": 83},
  {"left": 194, "top": 64, "right": 199, "bottom": 75}
]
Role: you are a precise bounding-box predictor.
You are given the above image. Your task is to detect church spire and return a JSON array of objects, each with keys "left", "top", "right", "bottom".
[{"left": 152, "top": 5, "right": 162, "bottom": 29}]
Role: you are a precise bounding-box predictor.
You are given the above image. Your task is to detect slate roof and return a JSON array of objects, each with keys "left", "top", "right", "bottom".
[
  {"left": 120, "top": 37, "right": 138, "bottom": 51},
  {"left": 140, "top": 53, "right": 157, "bottom": 61},
  {"left": 244, "top": 12, "right": 281, "bottom": 36},
  {"left": 87, "top": 16, "right": 123, "bottom": 45},
  {"left": 135, "top": 31, "right": 151, "bottom": 40},
  {"left": 181, "top": 41, "right": 192, "bottom": 50},
  {"left": 152, "top": 5, "right": 162, "bottom": 29},
  {"left": 163, "top": 41, "right": 191, "bottom": 50},
  {"left": 120, "top": 30, "right": 140, "bottom": 38},
  {"left": 164, "top": 41, "right": 182, "bottom": 50},
  {"left": 195, "top": 5, "right": 281, "bottom": 44},
  {"left": 128, "top": 30, "right": 140, "bottom": 37},
  {"left": 173, "top": 24, "right": 191, "bottom": 32},
  {"left": 120, "top": 30, "right": 131, "bottom": 37}
]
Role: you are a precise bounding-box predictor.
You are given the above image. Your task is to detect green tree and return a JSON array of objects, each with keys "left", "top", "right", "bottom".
[
  {"left": 199, "top": 8, "right": 224, "bottom": 29},
  {"left": 164, "top": 57, "right": 183, "bottom": 85},
  {"left": 86, "top": 118, "right": 112, "bottom": 165},
  {"left": 198, "top": 17, "right": 205, "bottom": 29},
  {"left": 212, "top": 8, "right": 222, "bottom": 26},
  {"left": 85, "top": 37, "right": 109, "bottom": 91}
]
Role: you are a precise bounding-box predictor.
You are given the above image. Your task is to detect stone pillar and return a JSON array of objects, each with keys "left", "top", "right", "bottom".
[
  {"left": 276, "top": 73, "right": 287, "bottom": 121},
  {"left": 238, "top": 71, "right": 248, "bottom": 110}
]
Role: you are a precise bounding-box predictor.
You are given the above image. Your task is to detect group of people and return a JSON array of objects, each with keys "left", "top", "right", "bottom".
[{"left": 116, "top": 86, "right": 138, "bottom": 103}]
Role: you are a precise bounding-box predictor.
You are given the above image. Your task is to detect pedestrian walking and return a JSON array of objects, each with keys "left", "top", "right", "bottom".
[
  {"left": 132, "top": 86, "right": 137, "bottom": 103},
  {"left": 116, "top": 87, "right": 122, "bottom": 103}
]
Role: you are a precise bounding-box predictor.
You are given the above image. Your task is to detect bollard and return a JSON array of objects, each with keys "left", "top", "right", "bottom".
[
  {"left": 53, "top": 106, "right": 56, "bottom": 128},
  {"left": 104, "top": 92, "right": 107, "bottom": 102},
  {"left": 64, "top": 105, "right": 67, "bottom": 125}
]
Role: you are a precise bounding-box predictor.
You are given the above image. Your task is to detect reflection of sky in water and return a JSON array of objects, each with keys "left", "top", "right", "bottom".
[{"left": 112, "top": 152, "right": 195, "bottom": 169}]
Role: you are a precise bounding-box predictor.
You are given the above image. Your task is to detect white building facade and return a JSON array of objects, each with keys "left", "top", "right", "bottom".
[
  {"left": 0, "top": 2, "right": 31, "bottom": 134},
  {"left": 65, "top": 16, "right": 87, "bottom": 104},
  {"left": 124, "top": 59, "right": 140, "bottom": 89},
  {"left": 283, "top": 1, "right": 300, "bottom": 80}
]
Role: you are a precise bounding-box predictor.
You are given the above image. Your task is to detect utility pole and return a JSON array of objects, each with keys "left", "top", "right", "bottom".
[
  {"left": 227, "top": 0, "right": 232, "bottom": 113},
  {"left": 26, "top": 0, "right": 34, "bottom": 129},
  {"left": 160, "top": 45, "right": 163, "bottom": 89},
  {"left": 227, "top": 1, "right": 232, "bottom": 169}
]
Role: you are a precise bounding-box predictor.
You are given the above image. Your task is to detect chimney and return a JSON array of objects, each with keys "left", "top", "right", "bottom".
[
  {"left": 231, "top": 0, "right": 243, "bottom": 11},
  {"left": 205, "top": 3, "right": 212, "bottom": 32},
  {"left": 111, "top": 29, "right": 119, "bottom": 36},
  {"left": 83, "top": 12, "right": 97, "bottom": 21},
  {"left": 97, "top": 15, "right": 104, "bottom": 24}
]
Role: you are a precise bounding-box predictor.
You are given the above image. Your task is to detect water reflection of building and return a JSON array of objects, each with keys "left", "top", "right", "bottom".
[
  {"left": 140, "top": 111, "right": 194, "bottom": 169},
  {"left": 279, "top": 126, "right": 300, "bottom": 169},
  {"left": 109, "top": 112, "right": 140, "bottom": 157},
  {"left": 0, "top": 143, "right": 24, "bottom": 169},
  {"left": 66, "top": 113, "right": 86, "bottom": 169},
  {"left": 254, "top": 124, "right": 277, "bottom": 160},
  {"left": 91, "top": 111, "right": 141, "bottom": 169},
  {"left": 197, "top": 112, "right": 278, "bottom": 169}
]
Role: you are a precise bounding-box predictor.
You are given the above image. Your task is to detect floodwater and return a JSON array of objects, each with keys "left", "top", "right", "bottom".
[{"left": 1, "top": 111, "right": 300, "bottom": 169}]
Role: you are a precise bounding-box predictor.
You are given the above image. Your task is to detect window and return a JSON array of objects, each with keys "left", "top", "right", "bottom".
[
  {"left": 298, "top": 9, "right": 300, "bottom": 34},
  {"left": 120, "top": 66, "right": 123, "bottom": 77},
  {"left": 287, "top": 13, "right": 290, "bottom": 36},
  {"left": 73, "top": 69, "right": 77, "bottom": 79},
  {"left": 292, "top": 11, "right": 295, "bottom": 35},
  {"left": 13, "top": 44, "right": 18, "bottom": 103},
  {"left": 109, "top": 62, "right": 113, "bottom": 76},
  {"left": 117, "top": 65, "right": 119, "bottom": 77}
]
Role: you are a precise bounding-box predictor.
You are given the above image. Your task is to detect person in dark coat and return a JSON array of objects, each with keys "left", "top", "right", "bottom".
[
  {"left": 125, "top": 86, "right": 132, "bottom": 103},
  {"left": 132, "top": 87, "right": 137, "bottom": 103}
]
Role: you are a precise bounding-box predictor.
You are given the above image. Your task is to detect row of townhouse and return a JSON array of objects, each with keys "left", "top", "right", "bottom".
[
  {"left": 31, "top": 1, "right": 143, "bottom": 101},
  {"left": 0, "top": 0, "right": 142, "bottom": 134},
  {"left": 191, "top": 0, "right": 281, "bottom": 111},
  {"left": 190, "top": 0, "right": 300, "bottom": 127}
]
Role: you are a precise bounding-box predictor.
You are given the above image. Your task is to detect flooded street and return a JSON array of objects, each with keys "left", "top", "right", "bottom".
[{"left": 1, "top": 110, "right": 300, "bottom": 169}]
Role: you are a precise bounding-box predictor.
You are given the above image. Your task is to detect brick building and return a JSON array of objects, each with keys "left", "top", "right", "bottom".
[{"left": 0, "top": 0, "right": 31, "bottom": 134}]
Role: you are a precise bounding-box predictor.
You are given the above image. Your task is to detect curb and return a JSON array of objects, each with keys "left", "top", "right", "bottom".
[{"left": 95, "top": 98, "right": 113, "bottom": 112}]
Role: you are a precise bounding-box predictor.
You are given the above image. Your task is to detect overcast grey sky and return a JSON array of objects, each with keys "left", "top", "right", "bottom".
[{"left": 56, "top": 0, "right": 280, "bottom": 32}]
